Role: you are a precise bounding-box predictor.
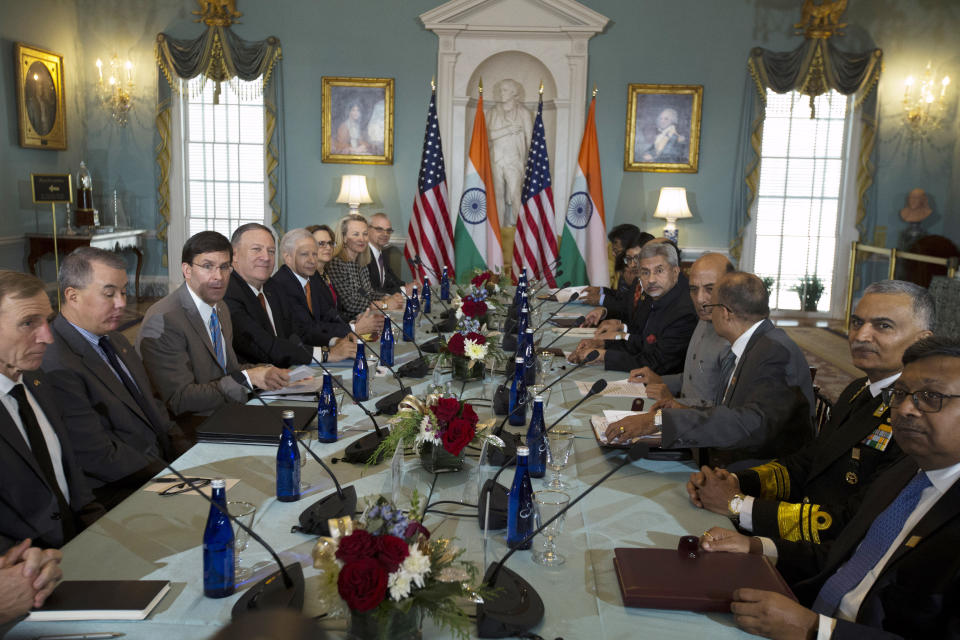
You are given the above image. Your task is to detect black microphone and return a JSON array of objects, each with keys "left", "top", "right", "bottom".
[
  {"left": 390, "top": 290, "right": 435, "bottom": 377},
  {"left": 147, "top": 455, "right": 305, "bottom": 618},
  {"left": 528, "top": 267, "right": 563, "bottom": 297},
  {"left": 342, "top": 325, "right": 409, "bottom": 396},
  {"left": 538, "top": 315, "right": 586, "bottom": 352},
  {"left": 478, "top": 378, "right": 608, "bottom": 530},
  {"left": 531, "top": 287, "right": 578, "bottom": 315},
  {"left": 339, "top": 323, "right": 414, "bottom": 415},
  {"left": 476, "top": 442, "right": 650, "bottom": 638}
]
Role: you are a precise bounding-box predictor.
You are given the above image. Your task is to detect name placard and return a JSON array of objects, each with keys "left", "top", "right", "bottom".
[{"left": 31, "top": 173, "right": 73, "bottom": 204}]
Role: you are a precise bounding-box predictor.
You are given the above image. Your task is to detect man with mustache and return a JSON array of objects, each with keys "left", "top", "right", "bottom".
[
  {"left": 700, "top": 335, "right": 960, "bottom": 639},
  {"left": 687, "top": 281, "right": 931, "bottom": 544},
  {"left": 42, "top": 248, "right": 188, "bottom": 508}
]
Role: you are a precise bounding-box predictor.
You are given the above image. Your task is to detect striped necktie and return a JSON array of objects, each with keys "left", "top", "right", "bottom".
[{"left": 209, "top": 307, "right": 226, "bottom": 370}]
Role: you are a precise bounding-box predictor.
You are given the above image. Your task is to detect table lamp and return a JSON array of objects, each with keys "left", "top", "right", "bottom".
[
  {"left": 652, "top": 187, "right": 692, "bottom": 244},
  {"left": 336, "top": 175, "right": 373, "bottom": 216}
]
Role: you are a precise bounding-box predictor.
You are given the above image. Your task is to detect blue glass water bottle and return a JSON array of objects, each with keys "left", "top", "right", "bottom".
[
  {"left": 509, "top": 355, "right": 528, "bottom": 426},
  {"left": 522, "top": 327, "right": 537, "bottom": 386},
  {"left": 203, "top": 478, "right": 235, "bottom": 598},
  {"left": 402, "top": 298, "right": 416, "bottom": 343},
  {"left": 422, "top": 278, "right": 432, "bottom": 314},
  {"left": 317, "top": 373, "right": 338, "bottom": 443},
  {"left": 276, "top": 409, "right": 301, "bottom": 502},
  {"left": 353, "top": 341, "right": 369, "bottom": 401},
  {"left": 506, "top": 445, "right": 535, "bottom": 550},
  {"left": 440, "top": 266, "right": 450, "bottom": 301},
  {"left": 516, "top": 298, "right": 529, "bottom": 339},
  {"left": 513, "top": 280, "right": 526, "bottom": 308},
  {"left": 410, "top": 285, "right": 420, "bottom": 316},
  {"left": 526, "top": 396, "right": 547, "bottom": 478},
  {"left": 379, "top": 315, "right": 394, "bottom": 367}
]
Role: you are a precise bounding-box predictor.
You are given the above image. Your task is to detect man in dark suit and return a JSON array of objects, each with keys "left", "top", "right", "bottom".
[
  {"left": 701, "top": 336, "right": 960, "bottom": 640},
  {"left": 42, "top": 248, "right": 189, "bottom": 508},
  {"left": 137, "top": 231, "right": 288, "bottom": 421},
  {"left": 607, "top": 271, "right": 814, "bottom": 467},
  {"left": 0, "top": 271, "right": 100, "bottom": 552},
  {"left": 367, "top": 213, "right": 410, "bottom": 297},
  {"left": 571, "top": 239, "right": 698, "bottom": 373},
  {"left": 687, "top": 280, "right": 932, "bottom": 545}
]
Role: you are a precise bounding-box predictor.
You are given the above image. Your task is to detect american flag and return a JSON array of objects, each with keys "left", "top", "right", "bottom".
[
  {"left": 405, "top": 88, "right": 454, "bottom": 282},
  {"left": 513, "top": 95, "right": 558, "bottom": 286}
]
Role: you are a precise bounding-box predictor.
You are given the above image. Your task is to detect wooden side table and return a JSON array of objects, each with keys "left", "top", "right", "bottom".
[{"left": 26, "top": 229, "right": 147, "bottom": 299}]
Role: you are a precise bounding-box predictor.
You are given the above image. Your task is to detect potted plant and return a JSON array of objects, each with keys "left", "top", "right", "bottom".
[
  {"left": 761, "top": 276, "right": 775, "bottom": 298},
  {"left": 791, "top": 274, "right": 825, "bottom": 311}
]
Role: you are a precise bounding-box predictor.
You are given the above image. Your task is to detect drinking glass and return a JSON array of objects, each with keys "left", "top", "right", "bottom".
[
  {"left": 367, "top": 355, "right": 380, "bottom": 396},
  {"left": 532, "top": 490, "right": 570, "bottom": 566},
  {"left": 227, "top": 500, "right": 257, "bottom": 581},
  {"left": 538, "top": 351, "right": 555, "bottom": 382},
  {"left": 545, "top": 429, "right": 575, "bottom": 489},
  {"left": 528, "top": 384, "right": 552, "bottom": 407}
]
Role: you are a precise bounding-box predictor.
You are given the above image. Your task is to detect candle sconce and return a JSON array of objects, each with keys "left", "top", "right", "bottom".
[{"left": 95, "top": 54, "right": 134, "bottom": 126}]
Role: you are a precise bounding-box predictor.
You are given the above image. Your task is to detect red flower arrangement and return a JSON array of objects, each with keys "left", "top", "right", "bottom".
[
  {"left": 428, "top": 397, "right": 479, "bottom": 456},
  {"left": 444, "top": 331, "right": 486, "bottom": 357},
  {"left": 460, "top": 298, "right": 488, "bottom": 318},
  {"left": 470, "top": 272, "right": 493, "bottom": 288}
]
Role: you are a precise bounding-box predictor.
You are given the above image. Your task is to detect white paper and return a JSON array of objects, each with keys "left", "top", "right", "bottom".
[
  {"left": 287, "top": 365, "right": 315, "bottom": 382},
  {"left": 562, "top": 328, "right": 598, "bottom": 338},
  {"left": 575, "top": 378, "right": 646, "bottom": 397},
  {"left": 551, "top": 286, "right": 589, "bottom": 303},
  {"left": 603, "top": 409, "right": 646, "bottom": 420},
  {"left": 260, "top": 376, "right": 323, "bottom": 398},
  {"left": 590, "top": 416, "right": 660, "bottom": 445},
  {"left": 143, "top": 476, "right": 240, "bottom": 497}
]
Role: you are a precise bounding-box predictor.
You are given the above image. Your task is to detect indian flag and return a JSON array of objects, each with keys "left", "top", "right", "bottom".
[
  {"left": 455, "top": 90, "right": 502, "bottom": 282},
  {"left": 559, "top": 96, "right": 609, "bottom": 287}
]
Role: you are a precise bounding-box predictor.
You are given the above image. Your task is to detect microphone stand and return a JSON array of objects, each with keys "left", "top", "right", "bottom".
[
  {"left": 368, "top": 301, "right": 431, "bottom": 378},
  {"left": 538, "top": 315, "right": 586, "bottom": 353}
]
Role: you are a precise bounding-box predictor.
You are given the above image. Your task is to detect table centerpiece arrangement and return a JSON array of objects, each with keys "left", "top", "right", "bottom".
[
  {"left": 437, "top": 281, "right": 507, "bottom": 381},
  {"left": 313, "top": 495, "right": 484, "bottom": 639}
]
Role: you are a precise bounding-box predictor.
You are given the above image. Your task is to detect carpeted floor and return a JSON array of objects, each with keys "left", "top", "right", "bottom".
[{"left": 783, "top": 326, "right": 859, "bottom": 403}]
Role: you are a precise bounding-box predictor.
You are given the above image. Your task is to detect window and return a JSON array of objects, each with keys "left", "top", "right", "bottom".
[{"left": 751, "top": 89, "right": 849, "bottom": 312}]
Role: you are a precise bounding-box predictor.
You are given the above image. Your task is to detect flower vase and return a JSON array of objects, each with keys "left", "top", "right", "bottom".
[
  {"left": 348, "top": 606, "right": 421, "bottom": 640},
  {"left": 452, "top": 357, "right": 484, "bottom": 381},
  {"left": 420, "top": 442, "right": 465, "bottom": 473}
]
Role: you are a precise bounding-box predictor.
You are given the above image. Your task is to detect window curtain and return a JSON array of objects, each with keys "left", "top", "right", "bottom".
[
  {"left": 153, "top": 26, "right": 284, "bottom": 267},
  {"left": 729, "top": 38, "right": 882, "bottom": 262}
]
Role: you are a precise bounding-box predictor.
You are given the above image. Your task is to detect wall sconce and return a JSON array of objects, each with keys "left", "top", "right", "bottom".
[
  {"left": 903, "top": 62, "right": 950, "bottom": 137},
  {"left": 336, "top": 175, "right": 372, "bottom": 216},
  {"left": 653, "top": 187, "right": 692, "bottom": 245},
  {"left": 95, "top": 54, "right": 134, "bottom": 126}
]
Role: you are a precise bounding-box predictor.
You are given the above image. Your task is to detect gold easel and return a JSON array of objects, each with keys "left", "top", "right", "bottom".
[{"left": 30, "top": 173, "right": 73, "bottom": 311}]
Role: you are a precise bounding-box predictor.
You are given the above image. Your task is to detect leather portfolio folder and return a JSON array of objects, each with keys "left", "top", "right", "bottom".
[
  {"left": 613, "top": 547, "right": 796, "bottom": 612},
  {"left": 197, "top": 404, "right": 316, "bottom": 445}
]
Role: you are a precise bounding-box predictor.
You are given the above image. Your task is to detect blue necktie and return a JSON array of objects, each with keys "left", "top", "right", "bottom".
[
  {"left": 209, "top": 308, "right": 226, "bottom": 370},
  {"left": 812, "top": 471, "right": 933, "bottom": 615}
]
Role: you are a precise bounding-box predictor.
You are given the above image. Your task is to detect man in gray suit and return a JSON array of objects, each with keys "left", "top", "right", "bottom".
[
  {"left": 607, "top": 271, "right": 814, "bottom": 467},
  {"left": 0, "top": 271, "right": 99, "bottom": 552},
  {"left": 628, "top": 253, "right": 734, "bottom": 408},
  {"left": 42, "top": 248, "right": 188, "bottom": 508},
  {"left": 137, "top": 231, "right": 287, "bottom": 421}
]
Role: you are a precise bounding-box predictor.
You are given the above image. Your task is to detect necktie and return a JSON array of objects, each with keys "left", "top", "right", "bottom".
[
  {"left": 716, "top": 349, "right": 737, "bottom": 406},
  {"left": 303, "top": 281, "right": 314, "bottom": 315},
  {"left": 378, "top": 253, "right": 386, "bottom": 287},
  {"left": 257, "top": 292, "right": 276, "bottom": 335},
  {"left": 812, "top": 471, "right": 933, "bottom": 616},
  {"left": 9, "top": 384, "right": 75, "bottom": 541},
  {"left": 209, "top": 307, "right": 226, "bottom": 370},
  {"left": 98, "top": 336, "right": 170, "bottom": 455}
]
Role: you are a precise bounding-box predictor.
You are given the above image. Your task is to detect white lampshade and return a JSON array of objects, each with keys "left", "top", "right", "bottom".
[
  {"left": 335, "top": 175, "right": 373, "bottom": 214},
  {"left": 653, "top": 187, "right": 693, "bottom": 220}
]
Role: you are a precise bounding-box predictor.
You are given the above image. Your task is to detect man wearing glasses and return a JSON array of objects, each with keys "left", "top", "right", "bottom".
[
  {"left": 687, "top": 281, "right": 931, "bottom": 547},
  {"left": 367, "top": 213, "right": 416, "bottom": 297},
  {"left": 700, "top": 335, "right": 960, "bottom": 640},
  {"left": 137, "top": 231, "right": 288, "bottom": 422}
]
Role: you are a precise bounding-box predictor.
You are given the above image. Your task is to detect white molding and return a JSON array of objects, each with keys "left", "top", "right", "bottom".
[{"left": 0, "top": 235, "right": 24, "bottom": 247}]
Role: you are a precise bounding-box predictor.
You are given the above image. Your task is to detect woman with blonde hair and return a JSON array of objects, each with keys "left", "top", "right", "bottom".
[{"left": 326, "top": 214, "right": 403, "bottom": 320}]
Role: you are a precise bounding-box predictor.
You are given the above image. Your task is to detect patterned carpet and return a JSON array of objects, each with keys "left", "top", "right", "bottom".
[{"left": 782, "top": 326, "right": 859, "bottom": 403}]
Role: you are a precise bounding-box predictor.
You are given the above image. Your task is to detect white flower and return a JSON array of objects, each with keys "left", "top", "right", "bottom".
[
  {"left": 414, "top": 415, "right": 442, "bottom": 449},
  {"left": 402, "top": 545, "right": 431, "bottom": 588},
  {"left": 463, "top": 339, "right": 488, "bottom": 362},
  {"left": 388, "top": 569, "right": 413, "bottom": 601}
]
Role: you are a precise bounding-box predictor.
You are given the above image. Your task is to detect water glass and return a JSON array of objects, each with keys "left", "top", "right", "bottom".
[
  {"left": 227, "top": 501, "right": 257, "bottom": 581},
  {"left": 539, "top": 350, "right": 555, "bottom": 378},
  {"left": 528, "top": 384, "right": 552, "bottom": 407},
  {"left": 545, "top": 429, "right": 575, "bottom": 489},
  {"left": 533, "top": 490, "right": 570, "bottom": 566}
]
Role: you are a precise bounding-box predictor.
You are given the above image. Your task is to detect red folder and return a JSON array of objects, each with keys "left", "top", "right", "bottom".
[{"left": 613, "top": 547, "right": 796, "bottom": 612}]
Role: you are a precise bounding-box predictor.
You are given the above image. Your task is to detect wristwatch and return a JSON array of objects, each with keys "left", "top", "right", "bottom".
[
  {"left": 321, "top": 347, "right": 330, "bottom": 363},
  {"left": 728, "top": 493, "right": 746, "bottom": 522},
  {"left": 654, "top": 409, "right": 662, "bottom": 427}
]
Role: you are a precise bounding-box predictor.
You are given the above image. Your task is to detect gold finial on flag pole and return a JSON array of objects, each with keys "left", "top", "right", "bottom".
[
  {"left": 592, "top": 83, "right": 598, "bottom": 98},
  {"left": 539, "top": 80, "right": 544, "bottom": 95},
  {"left": 478, "top": 77, "right": 483, "bottom": 95},
  {"left": 431, "top": 76, "right": 436, "bottom": 91}
]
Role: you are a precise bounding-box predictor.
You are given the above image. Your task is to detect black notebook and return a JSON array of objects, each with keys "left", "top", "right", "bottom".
[
  {"left": 27, "top": 580, "right": 170, "bottom": 621},
  {"left": 197, "top": 404, "right": 317, "bottom": 445}
]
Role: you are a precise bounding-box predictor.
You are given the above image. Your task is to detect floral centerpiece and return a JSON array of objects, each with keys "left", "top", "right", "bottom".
[
  {"left": 313, "top": 495, "right": 483, "bottom": 639},
  {"left": 469, "top": 268, "right": 506, "bottom": 300},
  {"left": 443, "top": 283, "right": 505, "bottom": 380},
  {"left": 370, "top": 394, "right": 500, "bottom": 472}
]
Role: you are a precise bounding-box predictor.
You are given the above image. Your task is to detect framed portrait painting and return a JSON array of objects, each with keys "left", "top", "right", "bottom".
[
  {"left": 322, "top": 77, "right": 394, "bottom": 165},
  {"left": 15, "top": 43, "right": 67, "bottom": 150},
  {"left": 624, "top": 84, "right": 702, "bottom": 173}
]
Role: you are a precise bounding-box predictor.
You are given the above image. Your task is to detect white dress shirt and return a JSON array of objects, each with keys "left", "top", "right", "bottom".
[
  {"left": 185, "top": 284, "right": 252, "bottom": 388},
  {"left": 368, "top": 243, "right": 385, "bottom": 287},
  {"left": 291, "top": 270, "right": 353, "bottom": 352},
  {"left": 0, "top": 373, "right": 71, "bottom": 502},
  {"left": 246, "top": 282, "right": 277, "bottom": 336}
]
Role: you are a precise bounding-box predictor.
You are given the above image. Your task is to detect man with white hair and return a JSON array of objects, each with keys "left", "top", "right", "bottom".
[{"left": 639, "top": 107, "right": 688, "bottom": 163}]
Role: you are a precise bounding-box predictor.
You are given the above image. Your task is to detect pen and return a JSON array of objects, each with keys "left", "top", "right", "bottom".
[{"left": 35, "top": 633, "right": 125, "bottom": 640}]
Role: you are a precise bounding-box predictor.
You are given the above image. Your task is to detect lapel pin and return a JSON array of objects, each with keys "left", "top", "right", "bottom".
[
  {"left": 905, "top": 535, "right": 922, "bottom": 548},
  {"left": 33, "top": 379, "right": 40, "bottom": 387}
]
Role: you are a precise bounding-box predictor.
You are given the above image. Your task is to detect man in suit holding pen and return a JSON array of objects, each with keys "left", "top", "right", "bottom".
[{"left": 701, "top": 335, "right": 960, "bottom": 640}]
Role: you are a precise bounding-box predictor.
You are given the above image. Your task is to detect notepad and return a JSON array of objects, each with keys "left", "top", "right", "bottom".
[
  {"left": 575, "top": 379, "right": 646, "bottom": 397},
  {"left": 27, "top": 580, "right": 170, "bottom": 621},
  {"left": 590, "top": 414, "right": 660, "bottom": 447}
]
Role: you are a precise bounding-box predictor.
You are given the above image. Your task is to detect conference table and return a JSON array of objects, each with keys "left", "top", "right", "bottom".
[{"left": 9, "top": 308, "right": 758, "bottom": 640}]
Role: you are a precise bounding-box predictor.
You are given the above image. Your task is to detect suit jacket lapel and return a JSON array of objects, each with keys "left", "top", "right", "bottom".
[
  {"left": 883, "top": 477, "right": 960, "bottom": 571},
  {"left": 178, "top": 284, "right": 222, "bottom": 366},
  {"left": 0, "top": 390, "right": 46, "bottom": 485},
  {"left": 725, "top": 319, "right": 773, "bottom": 402},
  {"left": 809, "top": 392, "right": 886, "bottom": 478}
]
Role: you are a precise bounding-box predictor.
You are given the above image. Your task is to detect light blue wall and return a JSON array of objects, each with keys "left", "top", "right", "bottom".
[{"left": 1, "top": 0, "right": 957, "bottom": 283}]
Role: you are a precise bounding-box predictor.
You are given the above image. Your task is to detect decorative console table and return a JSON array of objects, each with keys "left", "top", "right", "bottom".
[{"left": 26, "top": 229, "right": 147, "bottom": 299}]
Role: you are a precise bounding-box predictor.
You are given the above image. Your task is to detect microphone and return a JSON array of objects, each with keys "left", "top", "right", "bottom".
[
  {"left": 147, "top": 455, "right": 305, "bottom": 617},
  {"left": 478, "top": 378, "right": 608, "bottom": 530},
  {"left": 538, "top": 315, "right": 586, "bottom": 353},
  {"left": 528, "top": 267, "right": 563, "bottom": 297},
  {"left": 339, "top": 323, "right": 414, "bottom": 415},
  {"left": 531, "top": 287, "right": 578, "bottom": 316},
  {"left": 476, "top": 442, "right": 650, "bottom": 638},
  {"left": 342, "top": 325, "right": 409, "bottom": 395}
]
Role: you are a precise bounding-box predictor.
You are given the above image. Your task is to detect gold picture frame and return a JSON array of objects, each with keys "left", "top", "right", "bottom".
[
  {"left": 15, "top": 43, "right": 67, "bottom": 150},
  {"left": 624, "top": 83, "right": 702, "bottom": 173},
  {"left": 322, "top": 76, "right": 394, "bottom": 165}
]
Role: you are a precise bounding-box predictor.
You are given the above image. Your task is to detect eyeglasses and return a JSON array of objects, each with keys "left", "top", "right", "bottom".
[
  {"left": 702, "top": 303, "right": 730, "bottom": 312},
  {"left": 316, "top": 240, "right": 334, "bottom": 248},
  {"left": 623, "top": 255, "right": 641, "bottom": 265},
  {"left": 883, "top": 387, "right": 960, "bottom": 413},
  {"left": 192, "top": 262, "right": 233, "bottom": 275},
  {"left": 370, "top": 225, "right": 394, "bottom": 234},
  {"left": 157, "top": 477, "right": 212, "bottom": 496}
]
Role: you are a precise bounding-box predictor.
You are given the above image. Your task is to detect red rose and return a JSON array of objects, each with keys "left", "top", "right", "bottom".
[
  {"left": 335, "top": 530, "right": 376, "bottom": 565},
  {"left": 470, "top": 272, "right": 490, "bottom": 287},
  {"left": 461, "top": 299, "right": 488, "bottom": 318},
  {"left": 464, "top": 332, "right": 486, "bottom": 345},
  {"left": 461, "top": 402, "right": 479, "bottom": 428},
  {"left": 446, "top": 332, "right": 466, "bottom": 356},
  {"left": 442, "top": 417, "right": 476, "bottom": 456},
  {"left": 646, "top": 334, "right": 657, "bottom": 344},
  {"left": 433, "top": 397, "right": 461, "bottom": 425},
  {"left": 404, "top": 520, "right": 431, "bottom": 540},
  {"left": 374, "top": 534, "right": 410, "bottom": 573},
  {"left": 338, "top": 558, "right": 388, "bottom": 612}
]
